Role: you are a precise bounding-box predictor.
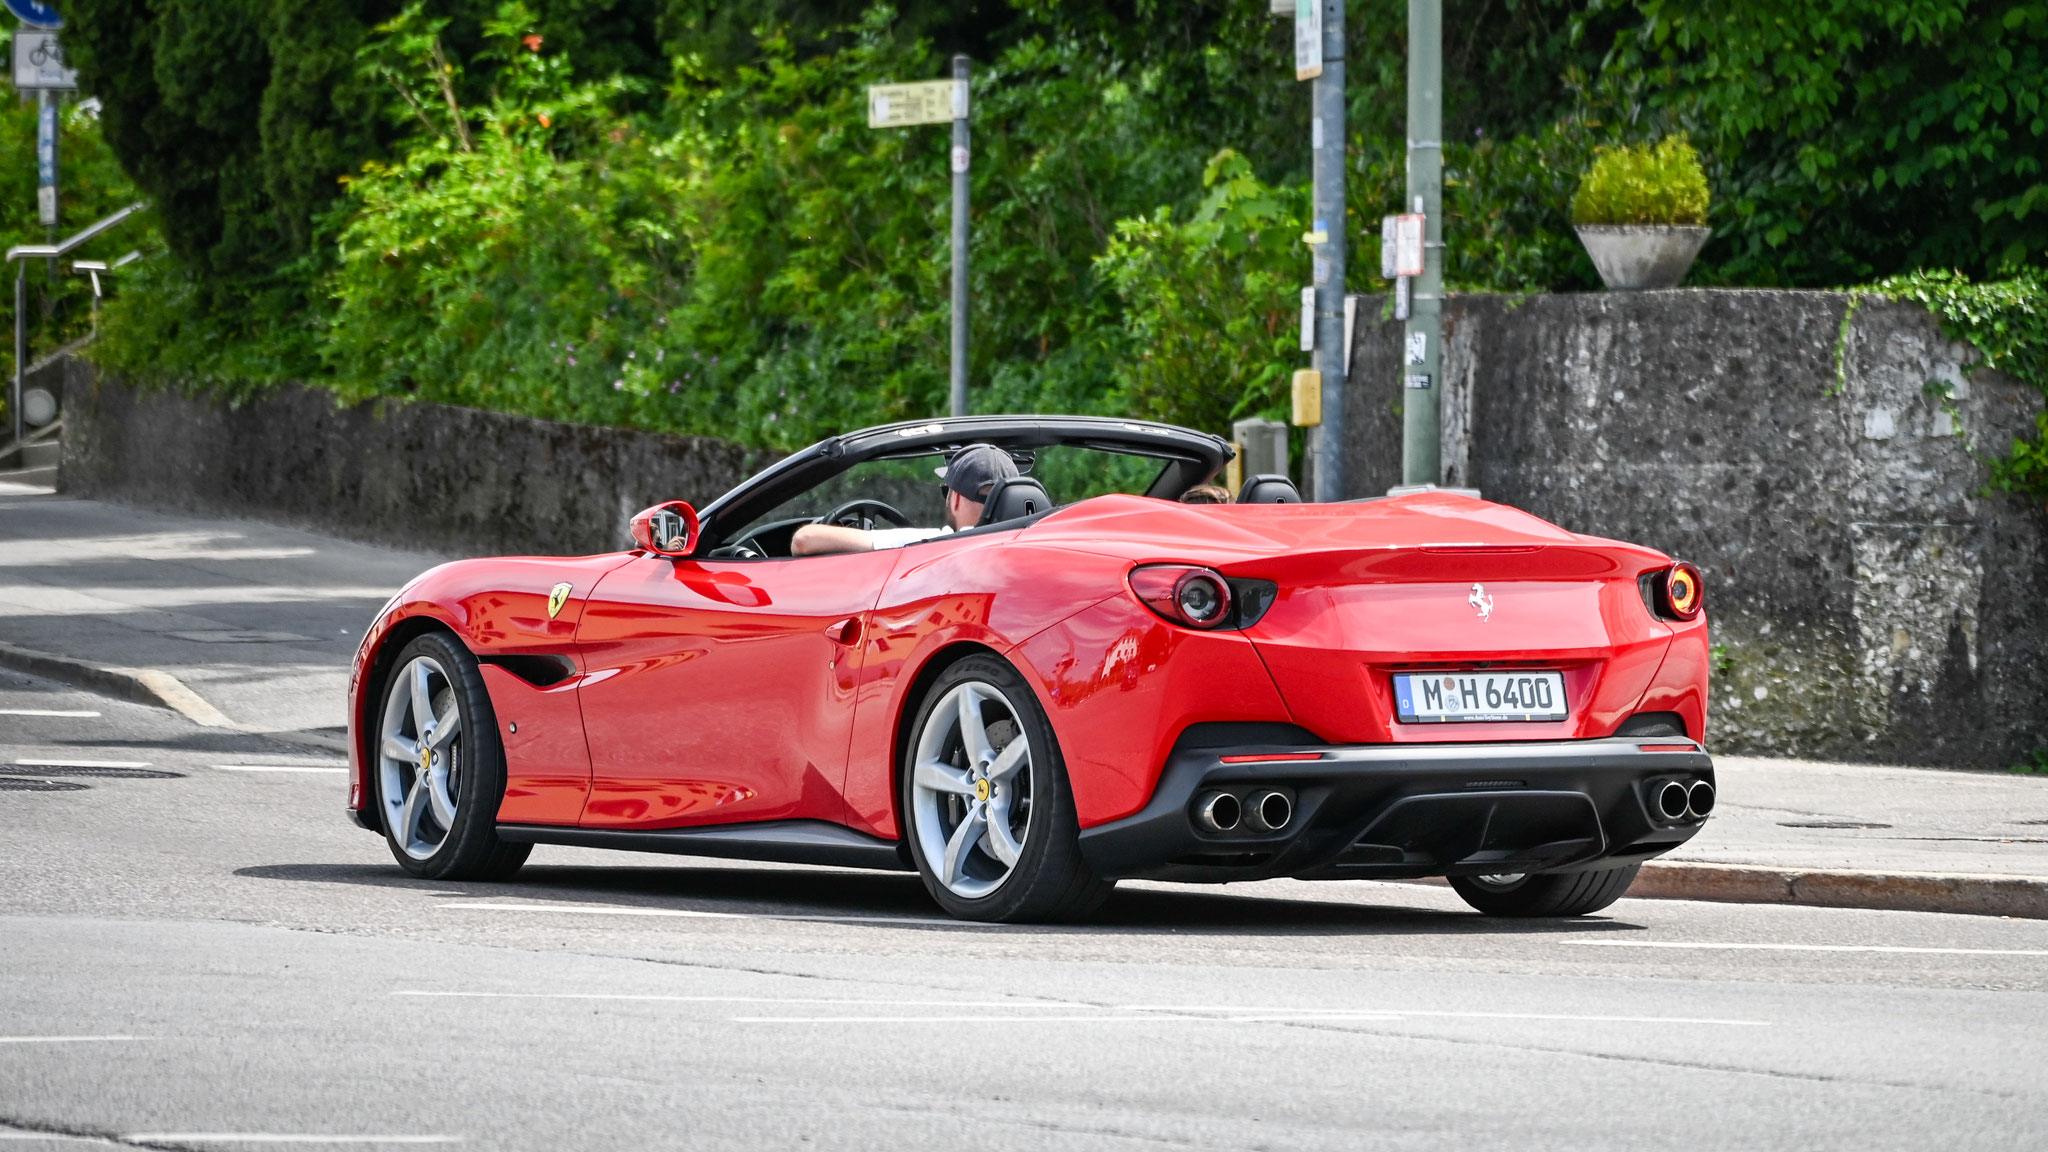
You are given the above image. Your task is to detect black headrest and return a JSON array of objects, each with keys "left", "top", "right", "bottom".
[
  {"left": 977, "top": 476, "right": 1052, "bottom": 526},
  {"left": 1238, "top": 474, "right": 1302, "bottom": 504}
]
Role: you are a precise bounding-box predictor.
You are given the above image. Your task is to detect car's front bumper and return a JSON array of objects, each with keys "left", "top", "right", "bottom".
[{"left": 1077, "top": 736, "right": 1712, "bottom": 883}]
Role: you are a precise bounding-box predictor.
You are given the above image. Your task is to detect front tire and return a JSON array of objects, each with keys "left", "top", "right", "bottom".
[
  {"left": 899, "top": 655, "right": 1113, "bottom": 922},
  {"left": 1448, "top": 864, "right": 1640, "bottom": 917},
  {"left": 373, "top": 632, "right": 531, "bottom": 881}
]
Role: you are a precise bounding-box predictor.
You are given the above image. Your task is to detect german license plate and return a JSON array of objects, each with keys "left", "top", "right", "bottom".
[{"left": 1393, "top": 671, "right": 1567, "bottom": 723}]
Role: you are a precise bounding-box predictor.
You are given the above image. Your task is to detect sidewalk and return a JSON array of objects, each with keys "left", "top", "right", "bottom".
[
  {"left": 0, "top": 474, "right": 445, "bottom": 738},
  {"left": 4, "top": 475, "right": 2045, "bottom": 915}
]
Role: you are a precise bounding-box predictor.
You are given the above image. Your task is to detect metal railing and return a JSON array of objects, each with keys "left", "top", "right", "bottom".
[{"left": 7, "top": 201, "right": 148, "bottom": 457}]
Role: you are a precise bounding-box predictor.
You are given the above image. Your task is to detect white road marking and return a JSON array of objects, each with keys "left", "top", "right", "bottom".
[
  {"left": 736, "top": 1015, "right": 1220, "bottom": 1024},
  {"left": 123, "top": 1138, "right": 460, "bottom": 1146},
  {"left": 0, "top": 1035, "right": 139, "bottom": 1043},
  {"left": 736, "top": 1009, "right": 1763, "bottom": 1026},
  {"left": 0, "top": 709, "right": 100, "bottom": 717},
  {"left": 392, "top": 990, "right": 1765, "bottom": 1028},
  {"left": 1116, "top": 1007, "right": 1769, "bottom": 1026},
  {"left": 211, "top": 764, "right": 349, "bottom": 774},
  {"left": 439, "top": 901, "right": 1000, "bottom": 928},
  {"left": 395, "top": 991, "right": 1064, "bottom": 1007},
  {"left": 1565, "top": 940, "right": 2048, "bottom": 957},
  {"left": 12, "top": 759, "right": 148, "bottom": 769}
]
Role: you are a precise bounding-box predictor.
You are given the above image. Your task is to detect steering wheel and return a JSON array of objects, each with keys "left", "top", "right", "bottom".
[{"left": 818, "top": 499, "right": 914, "bottom": 532}]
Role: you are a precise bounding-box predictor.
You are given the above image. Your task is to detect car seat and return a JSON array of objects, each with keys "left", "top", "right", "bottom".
[
  {"left": 1238, "top": 474, "right": 1303, "bottom": 504},
  {"left": 977, "top": 476, "right": 1053, "bottom": 525}
]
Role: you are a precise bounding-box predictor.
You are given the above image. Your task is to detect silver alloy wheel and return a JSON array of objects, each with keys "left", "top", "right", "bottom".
[
  {"left": 377, "top": 655, "right": 465, "bottom": 861},
  {"left": 1472, "top": 872, "right": 1528, "bottom": 889},
  {"left": 910, "top": 680, "right": 1033, "bottom": 900}
]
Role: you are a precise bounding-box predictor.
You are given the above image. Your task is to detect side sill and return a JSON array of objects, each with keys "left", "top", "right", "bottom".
[{"left": 496, "top": 819, "right": 913, "bottom": 873}]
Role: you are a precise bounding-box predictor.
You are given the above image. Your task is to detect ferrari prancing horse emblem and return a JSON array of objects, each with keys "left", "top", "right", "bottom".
[
  {"left": 547, "top": 582, "right": 573, "bottom": 620},
  {"left": 1468, "top": 582, "right": 1494, "bottom": 622}
]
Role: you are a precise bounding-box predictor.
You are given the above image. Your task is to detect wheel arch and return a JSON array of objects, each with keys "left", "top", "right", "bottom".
[
  {"left": 887, "top": 640, "right": 1009, "bottom": 840},
  {"left": 353, "top": 614, "right": 465, "bottom": 797}
]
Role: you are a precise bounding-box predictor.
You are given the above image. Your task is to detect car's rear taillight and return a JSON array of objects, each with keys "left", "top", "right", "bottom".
[
  {"left": 1655, "top": 561, "right": 1704, "bottom": 621},
  {"left": 1129, "top": 564, "right": 1233, "bottom": 630}
]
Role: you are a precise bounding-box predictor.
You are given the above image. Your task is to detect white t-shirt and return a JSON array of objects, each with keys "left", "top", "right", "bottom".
[{"left": 866, "top": 526, "right": 952, "bottom": 550}]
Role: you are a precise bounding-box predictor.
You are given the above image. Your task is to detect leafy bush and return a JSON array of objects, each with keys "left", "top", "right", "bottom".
[
  {"left": 1603, "top": 0, "right": 2048, "bottom": 283},
  {"left": 0, "top": 86, "right": 147, "bottom": 398},
  {"left": 1098, "top": 150, "right": 1307, "bottom": 435},
  {"left": 1570, "top": 135, "right": 1709, "bottom": 227}
]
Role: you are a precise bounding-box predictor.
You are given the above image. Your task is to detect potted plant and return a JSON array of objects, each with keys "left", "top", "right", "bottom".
[{"left": 1572, "top": 136, "right": 1712, "bottom": 290}]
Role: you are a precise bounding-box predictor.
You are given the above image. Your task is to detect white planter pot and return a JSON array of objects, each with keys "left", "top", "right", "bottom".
[{"left": 1575, "top": 224, "right": 1711, "bottom": 290}]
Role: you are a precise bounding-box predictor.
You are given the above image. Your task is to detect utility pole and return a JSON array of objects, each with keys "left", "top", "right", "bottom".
[
  {"left": 1309, "top": 0, "right": 1347, "bottom": 501},
  {"left": 1400, "top": 0, "right": 1443, "bottom": 486},
  {"left": 948, "top": 55, "right": 970, "bottom": 418}
]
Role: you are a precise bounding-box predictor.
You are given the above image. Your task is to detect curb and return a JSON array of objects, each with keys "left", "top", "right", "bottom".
[
  {"left": 1631, "top": 861, "right": 2048, "bottom": 920},
  {"left": 0, "top": 639, "right": 189, "bottom": 716},
  {"left": 0, "top": 638, "right": 349, "bottom": 755}
]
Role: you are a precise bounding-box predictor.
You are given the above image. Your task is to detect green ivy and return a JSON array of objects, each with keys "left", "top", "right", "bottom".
[{"left": 1861, "top": 268, "right": 2048, "bottom": 506}]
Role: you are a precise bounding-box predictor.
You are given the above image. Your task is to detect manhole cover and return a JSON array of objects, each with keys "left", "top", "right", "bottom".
[
  {"left": 1778, "top": 820, "right": 1893, "bottom": 830},
  {"left": 0, "top": 777, "right": 90, "bottom": 791},
  {"left": 166, "top": 630, "right": 318, "bottom": 644},
  {"left": 0, "top": 765, "right": 184, "bottom": 779}
]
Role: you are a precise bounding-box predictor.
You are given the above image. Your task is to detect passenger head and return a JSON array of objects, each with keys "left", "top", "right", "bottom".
[
  {"left": 1179, "top": 484, "right": 1233, "bottom": 505},
  {"left": 935, "top": 443, "right": 1020, "bottom": 529}
]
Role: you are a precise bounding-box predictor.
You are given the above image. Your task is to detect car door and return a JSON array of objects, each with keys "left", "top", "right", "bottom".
[{"left": 572, "top": 548, "right": 902, "bottom": 828}]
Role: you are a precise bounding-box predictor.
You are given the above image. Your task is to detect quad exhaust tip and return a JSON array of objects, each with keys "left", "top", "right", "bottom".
[
  {"left": 1655, "top": 780, "right": 1691, "bottom": 822},
  {"left": 1687, "top": 780, "right": 1716, "bottom": 819},
  {"left": 1244, "top": 789, "right": 1293, "bottom": 834},
  {"left": 1194, "top": 791, "right": 1241, "bottom": 833}
]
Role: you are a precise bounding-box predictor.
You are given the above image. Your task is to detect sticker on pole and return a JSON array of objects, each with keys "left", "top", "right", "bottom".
[
  {"left": 13, "top": 30, "right": 77, "bottom": 91},
  {"left": 1391, "top": 214, "right": 1425, "bottom": 277},
  {"left": 1293, "top": 0, "right": 1322, "bottom": 81},
  {"left": 868, "top": 80, "right": 965, "bottom": 128}
]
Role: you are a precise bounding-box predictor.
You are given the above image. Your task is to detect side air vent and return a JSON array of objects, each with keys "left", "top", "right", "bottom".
[{"left": 479, "top": 653, "right": 577, "bottom": 688}]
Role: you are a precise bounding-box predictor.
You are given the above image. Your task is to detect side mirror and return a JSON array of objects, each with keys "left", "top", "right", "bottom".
[{"left": 629, "top": 501, "right": 699, "bottom": 557}]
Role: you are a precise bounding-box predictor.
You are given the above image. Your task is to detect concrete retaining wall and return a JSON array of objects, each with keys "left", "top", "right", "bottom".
[
  {"left": 1345, "top": 290, "right": 2048, "bottom": 767},
  {"left": 56, "top": 360, "right": 769, "bottom": 558}
]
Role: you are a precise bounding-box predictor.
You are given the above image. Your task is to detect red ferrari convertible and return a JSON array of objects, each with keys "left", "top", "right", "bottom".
[{"left": 346, "top": 415, "right": 1712, "bottom": 921}]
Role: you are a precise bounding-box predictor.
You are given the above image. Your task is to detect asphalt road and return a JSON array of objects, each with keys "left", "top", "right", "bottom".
[{"left": 4, "top": 669, "right": 2047, "bottom": 1152}]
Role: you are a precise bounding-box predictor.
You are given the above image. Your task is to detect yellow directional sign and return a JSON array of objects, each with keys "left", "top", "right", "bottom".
[{"left": 867, "top": 80, "right": 966, "bottom": 129}]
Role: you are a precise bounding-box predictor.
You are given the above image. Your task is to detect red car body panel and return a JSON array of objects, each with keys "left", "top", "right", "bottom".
[
  {"left": 348, "top": 475, "right": 1711, "bottom": 880},
  {"left": 1008, "top": 596, "right": 1292, "bottom": 828},
  {"left": 572, "top": 549, "right": 896, "bottom": 829},
  {"left": 347, "top": 553, "right": 629, "bottom": 819}
]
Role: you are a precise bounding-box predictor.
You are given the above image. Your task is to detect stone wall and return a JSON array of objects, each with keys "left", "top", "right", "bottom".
[
  {"left": 1345, "top": 290, "right": 2048, "bottom": 767},
  {"left": 56, "top": 361, "right": 768, "bottom": 558}
]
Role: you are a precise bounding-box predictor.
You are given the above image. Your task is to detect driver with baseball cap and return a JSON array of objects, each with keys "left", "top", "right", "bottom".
[{"left": 792, "top": 443, "right": 1019, "bottom": 555}]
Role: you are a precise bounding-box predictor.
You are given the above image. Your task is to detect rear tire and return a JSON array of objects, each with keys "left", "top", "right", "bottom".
[
  {"left": 899, "top": 655, "right": 1113, "bottom": 923},
  {"left": 1448, "top": 863, "right": 1640, "bottom": 917},
  {"left": 373, "top": 632, "right": 531, "bottom": 882}
]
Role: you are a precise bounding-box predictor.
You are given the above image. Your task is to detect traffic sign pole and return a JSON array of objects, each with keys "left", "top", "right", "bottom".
[
  {"left": 1400, "top": 0, "right": 1444, "bottom": 487},
  {"left": 867, "top": 65, "right": 973, "bottom": 418},
  {"left": 1308, "top": 0, "right": 1346, "bottom": 500},
  {"left": 949, "top": 55, "right": 970, "bottom": 419}
]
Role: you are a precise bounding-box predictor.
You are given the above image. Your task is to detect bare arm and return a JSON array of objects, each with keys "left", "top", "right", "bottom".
[{"left": 790, "top": 523, "right": 875, "bottom": 556}]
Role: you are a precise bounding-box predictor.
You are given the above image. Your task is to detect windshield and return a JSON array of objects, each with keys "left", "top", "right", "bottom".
[{"left": 717, "top": 442, "right": 1175, "bottom": 554}]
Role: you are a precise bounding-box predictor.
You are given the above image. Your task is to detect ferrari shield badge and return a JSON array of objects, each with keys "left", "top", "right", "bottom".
[
  {"left": 547, "top": 581, "right": 573, "bottom": 620},
  {"left": 1467, "top": 582, "right": 1494, "bottom": 622}
]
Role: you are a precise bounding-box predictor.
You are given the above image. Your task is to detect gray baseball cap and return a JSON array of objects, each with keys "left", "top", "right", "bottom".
[{"left": 935, "top": 443, "right": 1019, "bottom": 500}]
